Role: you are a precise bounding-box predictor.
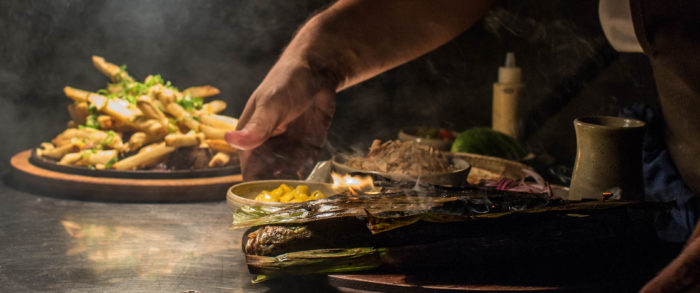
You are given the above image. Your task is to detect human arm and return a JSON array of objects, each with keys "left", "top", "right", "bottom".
[
  {"left": 641, "top": 216, "right": 700, "bottom": 292},
  {"left": 226, "top": 0, "right": 495, "bottom": 180}
]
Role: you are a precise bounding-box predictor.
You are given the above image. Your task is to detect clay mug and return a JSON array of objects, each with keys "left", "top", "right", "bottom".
[{"left": 569, "top": 116, "right": 646, "bottom": 201}]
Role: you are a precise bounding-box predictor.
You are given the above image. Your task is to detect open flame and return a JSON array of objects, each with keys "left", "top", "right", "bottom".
[{"left": 331, "top": 172, "right": 378, "bottom": 194}]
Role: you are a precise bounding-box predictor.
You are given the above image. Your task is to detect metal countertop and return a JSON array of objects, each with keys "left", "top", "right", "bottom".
[{"left": 0, "top": 174, "right": 337, "bottom": 292}]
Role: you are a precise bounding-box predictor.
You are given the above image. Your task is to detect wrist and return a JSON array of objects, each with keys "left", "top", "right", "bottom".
[{"left": 283, "top": 14, "right": 353, "bottom": 92}]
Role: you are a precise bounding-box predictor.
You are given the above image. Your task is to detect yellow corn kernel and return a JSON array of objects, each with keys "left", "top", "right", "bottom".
[
  {"left": 278, "top": 184, "right": 293, "bottom": 194},
  {"left": 309, "top": 190, "right": 327, "bottom": 200},
  {"left": 271, "top": 184, "right": 291, "bottom": 198},
  {"left": 293, "top": 185, "right": 310, "bottom": 196},
  {"left": 256, "top": 184, "right": 318, "bottom": 203},
  {"left": 254, "top": 190, "right": 276, "bottom": 202},
  {"left": 280, "top": 191, "right": 295, "bottom": 203},
  {"left": 293, "top": 192, "right": 309, "bottom": 202}
]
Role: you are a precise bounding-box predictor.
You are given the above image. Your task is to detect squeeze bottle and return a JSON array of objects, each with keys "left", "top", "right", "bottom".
[{"left": 492, "top": 52, "right": 525, "bottom": 139}]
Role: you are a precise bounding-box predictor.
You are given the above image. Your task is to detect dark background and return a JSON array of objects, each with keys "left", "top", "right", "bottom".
[{"left": 0, "top": 0, "right": 659, "bottom": 175}]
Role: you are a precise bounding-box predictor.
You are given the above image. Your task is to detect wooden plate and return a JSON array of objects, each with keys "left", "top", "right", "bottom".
[
  {"left": 9, "top": 150, "right": 242, "bottom": 202},
  {"left": 328, "top": 274, "right": 561, "bottom": 292}
]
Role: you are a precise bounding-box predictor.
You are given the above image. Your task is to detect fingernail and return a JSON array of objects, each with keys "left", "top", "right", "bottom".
[{"left": 225, "top": 129, "right": 261, "bottom": 150}]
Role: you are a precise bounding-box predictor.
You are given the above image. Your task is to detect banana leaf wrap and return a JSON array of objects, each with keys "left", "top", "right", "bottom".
[
  {"left": 233, "top": 187, "right": 653, "bottom": 282},
  {"left": 233, "top": 188, "right": 553, "bottom": 232},
  {"left": 246, "top": 247, "right": 388, "bottom": 283}
]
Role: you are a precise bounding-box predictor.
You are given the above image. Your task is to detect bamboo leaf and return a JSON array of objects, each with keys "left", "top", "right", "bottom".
[
  {"left": 246, "top": 247, "right": 386, "bottom": 283},
  {"left": 232, "top": 190, "right": 550, "bottom": 231},
  {"left": 366, "top": 210, "right": 471, "bottom": 234},
  {"left": 232, "top": 188, "right": 641, "bottom": 236}
]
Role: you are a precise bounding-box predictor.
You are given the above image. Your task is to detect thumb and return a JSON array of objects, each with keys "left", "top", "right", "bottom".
[
  {"left": 225, "top": 121, "right": 275, "bottom": 151},
  {"left": 226, "top": 103, "right": 290, "bottom": 150}
]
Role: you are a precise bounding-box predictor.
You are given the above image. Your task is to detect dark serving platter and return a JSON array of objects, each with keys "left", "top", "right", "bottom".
[{"left": 29, "top": 149, "right": 240, "bottom": 179}]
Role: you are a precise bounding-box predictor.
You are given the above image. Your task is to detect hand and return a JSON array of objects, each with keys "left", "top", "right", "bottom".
[
  {"left": 223, "top": 0, "right": 494, "bottom": 180},
  {"left": 641, "top": 218, "right": 700, "bottom": 292},
  {"left": 225, "top": 60, "right": 336, "bottom": 180}
]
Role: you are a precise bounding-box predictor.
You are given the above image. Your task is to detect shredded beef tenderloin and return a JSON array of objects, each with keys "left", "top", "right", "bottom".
[{"left": 345, "top": 140, "right": 452, "bottom": 177}]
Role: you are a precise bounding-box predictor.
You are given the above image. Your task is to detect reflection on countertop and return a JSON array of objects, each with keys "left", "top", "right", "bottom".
[{"left": 0, "top": 174, "right": 338, "bottom": 292}]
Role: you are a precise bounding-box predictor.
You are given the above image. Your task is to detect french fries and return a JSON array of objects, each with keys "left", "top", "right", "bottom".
[
  {"left": 199, "top": 124, "right": 227, "bottom": 140},
  {"left": 198, "top": 114, "right": 237, "bottom": 131},
  {"left": 205, "top": 139, "right": 238, "bottom": 154},
  {"left": 52, "top": 128, "right": 107, "bottom": 147},
  {"left": 136, "top": 96, "right": 168, "bottom": 126},
  {"left": 103, "top": 99, "right": 142, "bottom": 123},
  {"left": 165, "top": 131, "right": 201, "bottom": 148},
  {"left": 37, "top": 56, "right": 241, "bottom": 171},
  {"left": 111, "top": 143, "right": 175, "bottom": 171},
  {"left": 200, "top": 100, "right": 227, "bottom": 114},
  {"left": 183, "top": 85, "right": 220, "bottom": 99},
  {"left": 37, "top": 142, "right": 82, "bottom": 160},
  {"left": 125, "top": 132, "right": 147, "bottom": 152},
  {"left": 58, "top": 152, "right": 82, "bottom": 165},
  {"left": 74, "top": 150, "right": 118, "bottom": 166},
  {"left": 165, "top": 103, "right": 200, "bottom": 131},
  {"left": 208, "top": 152, "right": 230, "bottom": 167},
  {"left": 97, "top": 115, "right": 134, "bottom": 133},
  {"left": 92, "top": 55, "right": 134, "bottom": 83},
  {"left": 67, "top": 102, "right": 88, "bottom": 125}
]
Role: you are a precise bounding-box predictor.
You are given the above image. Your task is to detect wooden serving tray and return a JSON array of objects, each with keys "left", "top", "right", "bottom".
[
  {"left": 328, "top": 274, "right": 561, "bottom": 292},
  {"left": 9, "top": 150, "right": 242, "bottom": 202}
]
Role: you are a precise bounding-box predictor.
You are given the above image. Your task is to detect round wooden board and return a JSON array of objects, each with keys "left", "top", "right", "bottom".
[
  {"left": 9, "top": 150, "right": 242, "bottom": 202},
  {"left": 327, "top": 274, "right": 561, "bottom": 293}
]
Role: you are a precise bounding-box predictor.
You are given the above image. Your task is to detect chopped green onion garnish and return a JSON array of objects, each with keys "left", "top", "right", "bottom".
[
  {"left": 103, "top": 130, "right": 116, "bottom": 145},
  {"left": 177, "top": 94, "right": 203, "bottom": 111},
  {"left": 104, "top": 156, "right": 118, "bottom": 169}
]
